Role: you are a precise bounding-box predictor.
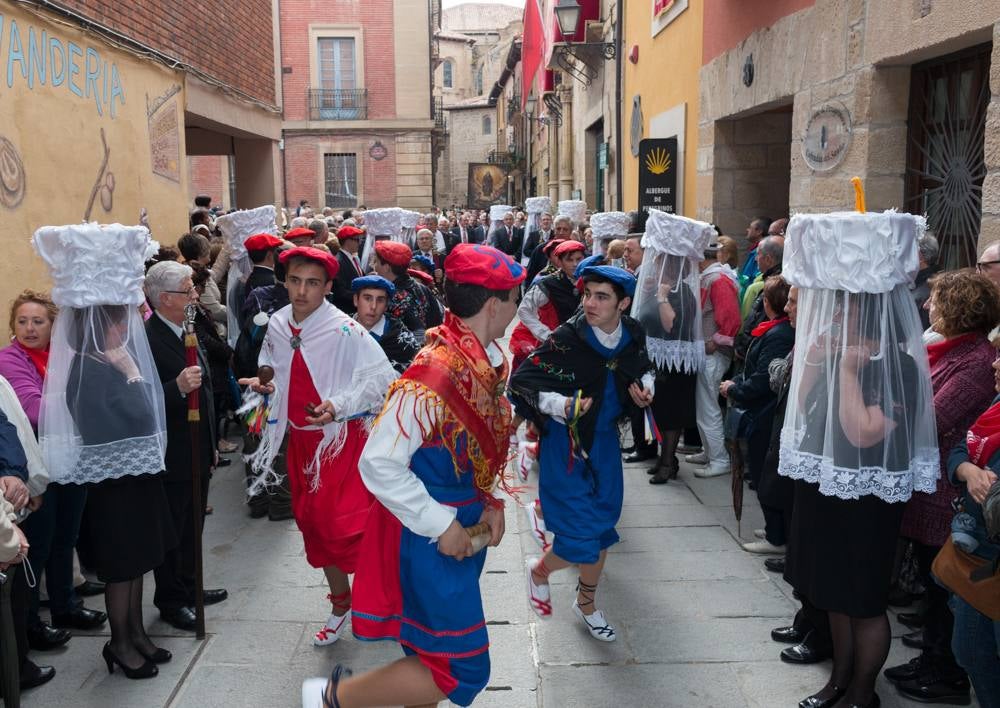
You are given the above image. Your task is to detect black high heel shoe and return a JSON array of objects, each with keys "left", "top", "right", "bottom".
[
  {"left": 798, "top": 685, "right": 846, "bottom": 708},
  {"left": 102, "top": 643, "right": 159, "bottom": 679},
  {"left": 138, "top": 646, "right": 172, "bottom": 664}
]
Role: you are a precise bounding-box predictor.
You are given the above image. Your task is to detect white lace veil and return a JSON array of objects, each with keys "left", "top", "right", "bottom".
[
  {"left": 777, "top": 210, "right": 939, "bottom": 502},
  {"left": 33, "top": 223, "right": 167, "bottom": 484},
  {"left": 633, "top": 209, "right": 712, "bottom": 373},
  {"left": 216, "top": 205, "right": 278, "bottom": 346},
  {"left": 400, "top": 210, "right": 421, "bottom": 248}
]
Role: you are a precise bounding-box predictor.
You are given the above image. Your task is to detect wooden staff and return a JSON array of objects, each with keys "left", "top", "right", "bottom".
[{"left": 183, "top": 304, "right": 206, "bottom": 640}]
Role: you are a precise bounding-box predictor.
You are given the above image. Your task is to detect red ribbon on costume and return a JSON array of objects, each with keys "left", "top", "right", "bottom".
[{"left": 750, "top": 316, "right": 788, "bottom": 338}]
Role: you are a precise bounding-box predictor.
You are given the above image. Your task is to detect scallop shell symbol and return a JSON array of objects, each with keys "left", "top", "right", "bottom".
[
  {"left": 0, "top": 137, "right": 26, "bottom": 209},
  {"left": 644, "top": 147, "right": 671, "bottom": 175}
]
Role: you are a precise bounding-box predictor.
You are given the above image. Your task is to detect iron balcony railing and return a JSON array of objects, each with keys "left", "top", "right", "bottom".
[
  {"left": 433, "top": 96, "right": 446, "bottom": 131},
  {"left": 308, "top": 88, "right": 368, "bottom": 121}
]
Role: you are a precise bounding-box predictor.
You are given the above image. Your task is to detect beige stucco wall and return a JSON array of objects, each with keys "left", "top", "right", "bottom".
[
  {"left": 698, "top": 0, "right": 1000, "bottom": 254},
  {"left": 394, "top": 1, "right": 432, "bottom": 120},
  {"left": 0, "top": 2, "right": 189, "bottom": 310}
]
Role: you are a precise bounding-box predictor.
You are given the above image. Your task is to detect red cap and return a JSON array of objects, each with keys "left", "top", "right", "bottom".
[
  {"left": 279, "top": 246, "right": 339, "bottom": 280},
  {"left": 553, "top": 240, "right": 585, "bottom": 258},
  {"left": 337, "top": 225, "right": 364, "bottom": 240},
  {"left": 541, "top": 238, "right": 568, "bottom": 257},
  {"left": 443, "top": 243, "right": 526, "bottom": 290},
  {"left": 244, "top": 233, "right": 283, "bottom": 252},
  {"left": 374, "top": 240, "right": 413, "bottom": 267},
  {"left": 284, "top": 227, "right": 316, "bottom": 242},
  {"left": 407, "top": 268, "right": 434, "bottom": 286}
]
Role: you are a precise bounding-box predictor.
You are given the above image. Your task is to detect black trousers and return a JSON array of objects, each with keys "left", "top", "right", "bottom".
[
  {"left": 153, "top": 477, "right": 210, "bottom": 611},
  {"left": 11, "top": 565, "right": 28, "bottom": 671},
  {"left": 629, "top": 406, "right": 656, "bottom": 454},
  {"left": 1, "top": 567, "right": 20, "bottom": 708},
  {"left": 916, "top": 541, "right": 962, "bottom": 672}
]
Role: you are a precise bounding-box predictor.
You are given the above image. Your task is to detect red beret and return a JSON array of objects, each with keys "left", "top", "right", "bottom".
[
  {"left": 284, "top": 227, "right": 316, "bottom": 242},
  {"left": 407, "top": 268, "right": 434, "bottom": 286},
  {"left": 337, "top": 225, "right": 364, "bottom": 240},
  {"left": 244, "top": 233, "right": 283, "bottom": 252},
  {"left": 541, "top": 238, "right": 567, "bottom": 256},
  {"left": 553, "top": 240, "right": 585, "bottom": 258},
  {"left": 443, "top": 243, "right": 526, "bottom": 290},
  {"left": 374, "top": 240, "right": 413, "bottom": 267},
  {"left": 279, "top": 246, "right": 339, "bottom": 280}
]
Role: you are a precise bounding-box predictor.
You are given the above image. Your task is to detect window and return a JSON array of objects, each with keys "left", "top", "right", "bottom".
[
  {"left": 316, "top": 38, "right": 363, "bottom": 119},
  {"left": 474, "top": 66, "right": 484, "bottom": 95},
  {"left": 482, "top": 115, "right": 491, "bottom": 135},
  {"left": 324, "top": 153, "right": 357, "bottom": 208},
  {"left": 443, "top": 60, "right": 453, "bottom": 89}
]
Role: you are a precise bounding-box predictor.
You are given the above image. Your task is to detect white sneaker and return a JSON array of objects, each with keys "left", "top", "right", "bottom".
[
  {"left": 572, "top": 602, "right": 616, "bottom": 642},
  {"left": 693, "top": 465, "right": 730, "bottom": 478},
  {"left": 685, "top": 451, "right": 709, "bottom": 465},
  {"left": 313, "top": 611, "right": 350, "bottom": 646},
  {"left": 740, "top": 540, "right": 786, "bottom": 555},
  {"left": 525, "top": 501, "right": 549, "bottom": 550},
  {"left": 753, "top": 528, "right": 766, "bottom": 540},
  {"left": 525, "top": 557, "right": 552, "bottom": 617}
]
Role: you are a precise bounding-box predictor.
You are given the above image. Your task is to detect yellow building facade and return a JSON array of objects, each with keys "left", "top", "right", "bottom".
[{"left": 622, "top": 0, "right": 702, "bottom": 218}]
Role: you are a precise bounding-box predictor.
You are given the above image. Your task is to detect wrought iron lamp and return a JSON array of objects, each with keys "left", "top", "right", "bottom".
[{"left": 552, "top": 0, "right": 616, "bottom": 86}]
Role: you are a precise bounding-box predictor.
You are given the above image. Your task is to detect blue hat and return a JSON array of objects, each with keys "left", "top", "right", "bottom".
[
  {"left": 412, "top": 254, "right": 435, "bottom": 270},
  {"left": 351, "top": 274, "right": 396, "bottom": 296},
  {"left": 579, "top": 265, "right": 636, "bottom": 297},
  {"left": 574, "top": 253, "right": 604, "bottom": 279}
]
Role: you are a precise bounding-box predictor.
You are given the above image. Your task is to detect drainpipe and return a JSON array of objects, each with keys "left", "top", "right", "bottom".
[{"left": 614, "top": 0, "right": 624, "bottom": 210}]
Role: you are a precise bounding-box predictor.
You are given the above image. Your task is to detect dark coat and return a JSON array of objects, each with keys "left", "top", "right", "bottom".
[
  {"left": 446, "top": 225, "right": 485, "bottom": 254},
  {"left": 522, "top": 229, "right": 550, "bottom": 260},
  {"left": 728, "top": 320, "right": 795, "bottom": 416},
  {"left": 491, "top": 225, "right": 522, "bottom": 257},
  {"left": 331, "top": 250, "right": 364, "bottom": 314},
  {"left": 146, "top": 315, "right": 216, "bottom": 482}
]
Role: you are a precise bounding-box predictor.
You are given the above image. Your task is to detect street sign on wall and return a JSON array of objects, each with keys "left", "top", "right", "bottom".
[{"left": 638, "top": 137, "right": 678, "bottom": 215}]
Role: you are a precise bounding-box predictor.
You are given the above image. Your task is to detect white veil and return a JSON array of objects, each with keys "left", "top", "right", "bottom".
[
  {"left": 633, "top": 209, "right": 712, "bottom": 374},
  {"left": 400, "top": 210, "right": 421, "bottom": 248},
  {"left": 777, "top": 210, "right": 939, "bottom": 502},
  {"left": 216, "top": 205, "right": 278, "bottom": 346},
  {"left": 360, "top": 208, "right": 404, "bottom": 273},
  {"left": 33, "top": 223, "right": 167, "bottom": 484}
]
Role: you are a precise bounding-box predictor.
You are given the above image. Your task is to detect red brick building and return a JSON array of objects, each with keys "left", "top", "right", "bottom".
[{"left": 277, "top": 0, "right": 440, "bottom": 212}]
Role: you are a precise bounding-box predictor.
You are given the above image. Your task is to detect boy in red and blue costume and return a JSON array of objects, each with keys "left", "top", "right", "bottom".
[{"left": 304, "top": 243, "right": 525, "bottom": 708}]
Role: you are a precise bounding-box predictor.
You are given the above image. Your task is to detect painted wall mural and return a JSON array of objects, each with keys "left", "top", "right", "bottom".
[
  {"left": 147, "top": 84, "right": 182, "bottom": 183},
  {"left": 0, "top": 136, "right": 25, "bottom": 209}
]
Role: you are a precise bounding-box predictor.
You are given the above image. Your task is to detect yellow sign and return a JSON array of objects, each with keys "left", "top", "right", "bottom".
[{"left": 644, "top": 147, "right": 672, "bottom": 175}]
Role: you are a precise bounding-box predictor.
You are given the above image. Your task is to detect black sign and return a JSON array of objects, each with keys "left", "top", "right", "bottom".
[{"left": 638, "top": 137, "right": 678, "bottom": 216}]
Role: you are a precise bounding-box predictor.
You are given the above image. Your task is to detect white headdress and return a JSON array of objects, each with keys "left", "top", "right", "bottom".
[
  {"left": 361, "top": 208, "right": 405, "bottom": 268},
  {"left": 522, "top": 197, "right": 553, "bottom": 264},
  {"left": 633, "top": 209, "right": 713, "bottom": 373},
  {"left": 33, "top": 223, "right": 167, "bottom": 485},
  {"left": 778, "top": 209, "right": 938, "bottom": 503},
  {"left": 590, "top": 211, "right": 632, "bottom": 255},
  {"left": 215, "top": 205, "right": 278, "bottom": 345},
  {"left": 400, "top": 209, "right": 422, "bottom": 247},
  {"left": 557, "top": 200, "right": 587, "bottom": 226}
]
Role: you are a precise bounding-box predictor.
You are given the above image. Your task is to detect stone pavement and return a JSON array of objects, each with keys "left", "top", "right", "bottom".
[{"left": 19, "top": 447, "right": 972, "bottom": 708}]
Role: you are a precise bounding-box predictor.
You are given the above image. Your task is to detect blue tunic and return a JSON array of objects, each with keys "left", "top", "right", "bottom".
[{"left": 538, "top": 324, "right": 629, "bottom": 564}]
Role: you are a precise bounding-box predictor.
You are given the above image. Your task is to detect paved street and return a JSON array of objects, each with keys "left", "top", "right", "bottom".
[{"left": 20, "top": 442, "right": 965, "bottom": 708}]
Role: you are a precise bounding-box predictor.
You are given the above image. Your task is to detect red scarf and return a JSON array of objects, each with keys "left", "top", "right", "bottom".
[
  {"left": 926, "top": 331, "right": 978, "bottom": 368},
  {"left": 751, "top": 316, "right": 788, "bottom": 338},
  {"left": 966, "top": 399, "right": 1000, "bottom": 467},
  {"left": 17, "top": 341, "right": 49, "bottom": 380},
  {"left": 382, "top": 311, "right": 511, "bottom": 498}
]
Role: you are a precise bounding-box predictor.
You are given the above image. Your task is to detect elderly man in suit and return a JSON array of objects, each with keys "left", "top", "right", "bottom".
[
  {"left": 144, "top": 261, "right": 227, "bottom": 632},
  {"left": 491, "top": 211, "right": 523, "bottom": 257},
  {"left": 447, "top": 212, "right": 485, "bottom": 254}
]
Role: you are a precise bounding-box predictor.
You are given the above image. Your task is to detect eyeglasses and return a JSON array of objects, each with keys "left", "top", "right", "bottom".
[
  {"left": 977, "top": 260, "right": 1000, "bottom": 271},
  {"left": 165, "top": 287, "right": 198, "bottom": 296}
]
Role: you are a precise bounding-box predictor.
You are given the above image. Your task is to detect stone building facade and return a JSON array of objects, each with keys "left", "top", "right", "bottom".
[
  {"left": 278, "top": 0, "right": 437, "bottom": 212},
  {"left": 697, "top": 0, "right": 1000, "bottom": 268}
]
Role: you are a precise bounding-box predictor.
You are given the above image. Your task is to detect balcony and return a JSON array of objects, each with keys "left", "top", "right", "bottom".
[
  {"left": 433, "top": 96, "right": 447, "bottom": 132},
  {"left": 308, "top": 88, "right": 368, "bottom": 121}
]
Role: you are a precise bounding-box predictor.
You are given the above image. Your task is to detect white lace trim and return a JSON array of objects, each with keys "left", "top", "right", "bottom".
[
  {"left": 777, "top": 427, "right": 939, "bottom": 504},
  {"left": 43, "top": 433, "right": 166, "bottom": 485},
  {"left": 647, "top": 337, "right": 704, "bottom": 374}
]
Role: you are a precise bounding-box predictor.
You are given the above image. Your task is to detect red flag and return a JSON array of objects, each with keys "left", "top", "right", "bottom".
[{"left": 521, "top": 0, "right": 544, "bottom": 111}]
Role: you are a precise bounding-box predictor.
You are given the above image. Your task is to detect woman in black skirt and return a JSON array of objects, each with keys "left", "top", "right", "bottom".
[{"left": 777, "top": 213, "right": 939, "bottom": 708}]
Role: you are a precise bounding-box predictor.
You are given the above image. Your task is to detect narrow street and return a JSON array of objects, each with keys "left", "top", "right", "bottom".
[{"left": 21, "top": 449, "right": 943, "bottom": 707}]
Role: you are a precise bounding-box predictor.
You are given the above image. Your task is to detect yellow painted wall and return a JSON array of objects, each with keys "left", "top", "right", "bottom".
[
  {"left": 0, "top": 3, "right": 188, "bottom": 311},
  {"left": 622, "top": 0, "right": 703, "bottom": 217}
]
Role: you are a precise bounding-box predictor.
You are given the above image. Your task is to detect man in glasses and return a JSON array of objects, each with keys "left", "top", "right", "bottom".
[{"left": 976, "top": 242, "right": 1000, "bottom": 283}]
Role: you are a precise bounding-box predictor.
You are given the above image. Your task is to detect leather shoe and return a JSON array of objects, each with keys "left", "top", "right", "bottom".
[
  {"left": 19, "top": 661, "right": 55, "bottom": 690},
  {"left": 771, "top": 625, "right": 805, "bottom": 644},
  {"left": 780, "top": 632, "right": 832, "bottom": 664},
  {"left": 51, "top": 606, "right": 107, "bottom": 630},
  {"left": 160, "top": 606, "right": 197, "bottom": 631},
  {"left": 620, "top": 444, "right": 636, "bottom": 454},
  {"left": 625, "top": 449, "right": 658, "bottom": 463},
  {"left": 764, "top": 557, "right": 785, "bottom": 573},
  {"left": 798, "top": 685, "right": 846, "bottom": 708},
  {"left": 885, "top": 656, "right": 929, "bottom": 684},
  {"left": 248, "top": 503, "right": 268, "bottom": 519},
  {"left": 74, "top": 579, "right": 106, "bottom": 597},
  {"left": 902, "top": 629, "right": 929, "bottom": 650},
  {"left": 895, "top": 673, "right": 970, "bottom": 705},
  {"left": 202, "top": 588, "right": 228, "bottom": 606},
  {"left": 897, "top": 611, "right": 925, "bottom": 629},
  {"left": 268, "top": 507, "right": 294, "bottom": 521},
  {"left": 27, "top": 622, "right": 71, "bottom": 650}
]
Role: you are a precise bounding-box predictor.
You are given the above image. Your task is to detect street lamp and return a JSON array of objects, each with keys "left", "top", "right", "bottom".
[
  {"left": 550, "top": 0, "right": 616, "bottom": 87},
  {"left": 525, "top": 94, "right": 537, "bottom": 116},
  {"left": 554, "top": 0, "right": 582, "bottom": 40}
]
